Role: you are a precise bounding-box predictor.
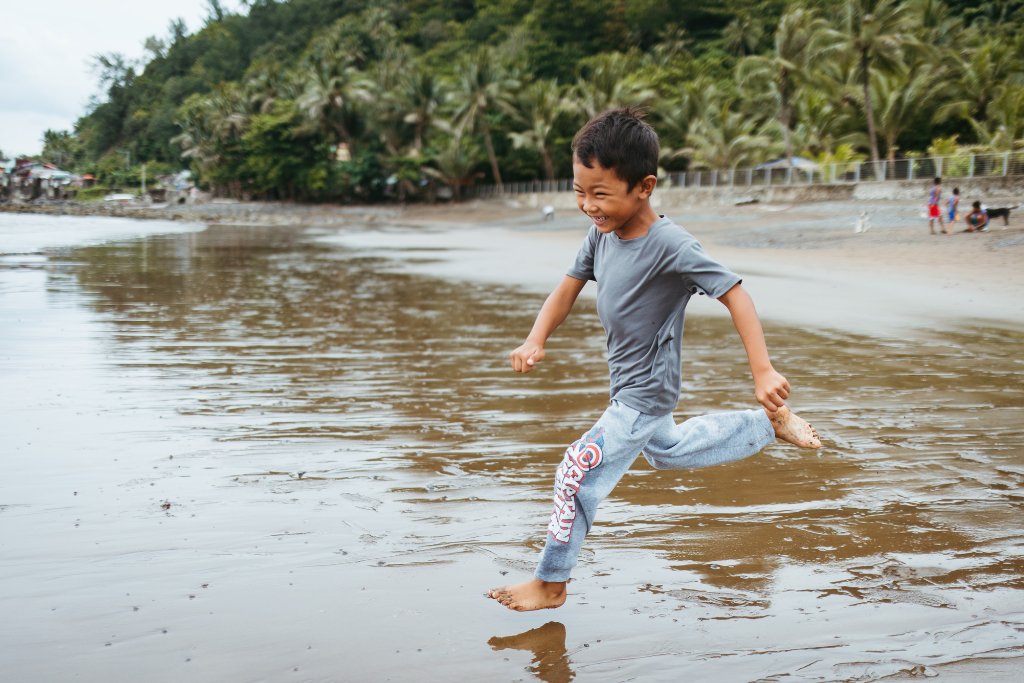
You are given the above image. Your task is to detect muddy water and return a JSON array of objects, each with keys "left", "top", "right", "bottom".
[{"left": 1, "top": 216, "right": 1023, "bottom": 682}]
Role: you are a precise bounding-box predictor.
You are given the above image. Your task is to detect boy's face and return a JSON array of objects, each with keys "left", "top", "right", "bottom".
[{"left": 573, "top": 159, "right": 656, "bottom": 235}]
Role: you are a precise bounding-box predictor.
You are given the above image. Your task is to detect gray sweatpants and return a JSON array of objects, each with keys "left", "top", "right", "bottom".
[{"left": 535, "top": 400, "right": 775, "bottom": 582}]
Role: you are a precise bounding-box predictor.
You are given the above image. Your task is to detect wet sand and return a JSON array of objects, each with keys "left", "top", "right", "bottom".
[{"left": 2, "top": 207, "right": 1023, "bottom": 682}]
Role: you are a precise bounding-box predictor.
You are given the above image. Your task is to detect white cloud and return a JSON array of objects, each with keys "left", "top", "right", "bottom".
[{"left": 0, "top": 0, "right": 239, "bottom": 157}]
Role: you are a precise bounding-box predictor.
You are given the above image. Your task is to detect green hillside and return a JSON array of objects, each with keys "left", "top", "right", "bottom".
[{"left": 41, "top": 0, "right": 1024, "bottom": 201}]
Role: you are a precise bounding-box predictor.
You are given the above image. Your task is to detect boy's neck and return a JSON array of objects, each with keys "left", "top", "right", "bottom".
[{"left": 614, "top": 200, "right": 660, "bottom": 241}]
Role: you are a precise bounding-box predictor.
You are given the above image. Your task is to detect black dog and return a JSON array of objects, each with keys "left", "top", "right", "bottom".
[{"left": 986, "top": 204, "right": 1018, "bottom": 225}]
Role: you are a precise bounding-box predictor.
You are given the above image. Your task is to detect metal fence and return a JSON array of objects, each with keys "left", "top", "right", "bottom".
[{"left": 463, "top": 151, "right": 1024, "bottom": 197}]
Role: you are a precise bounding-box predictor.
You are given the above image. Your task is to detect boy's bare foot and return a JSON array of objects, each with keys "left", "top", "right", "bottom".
[
  {"left": 488, "top": 579, "right": 567, "bottom": 611},
  {"left": 767, "top": 405, "right": 821, "bottom": 449}
]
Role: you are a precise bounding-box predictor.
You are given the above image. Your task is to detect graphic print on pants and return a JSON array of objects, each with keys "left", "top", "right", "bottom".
[{"left": 547, "top": 427, "right": 605, "bottom": 543}]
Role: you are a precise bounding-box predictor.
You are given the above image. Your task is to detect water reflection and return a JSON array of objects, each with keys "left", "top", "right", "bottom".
[{"left": 489, "top": 622, "right": 574, "bottom": 683}]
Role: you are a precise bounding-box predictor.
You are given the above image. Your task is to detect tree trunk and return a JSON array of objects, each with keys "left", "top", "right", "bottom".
[
  {"left": 862, "top": 50, "right": 881, "bottom": 165},
  {"left": 479, "top": 114, "right": 503, "bottom": 188},
  {"left": 541, "top": 146, "right": 555, "bottom": 181},
  {"left": 336, "top": 114, "right": 352, "bottom": 146}
]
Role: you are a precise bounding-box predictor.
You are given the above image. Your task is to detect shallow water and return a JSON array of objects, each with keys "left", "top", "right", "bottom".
[{"left": 1, "top": 215, "right": 1023, "bottom": 682}]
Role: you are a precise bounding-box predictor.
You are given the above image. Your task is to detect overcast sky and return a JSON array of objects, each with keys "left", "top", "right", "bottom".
[{"left": 0, "top": 1, "right": 241, "bottom": 157}]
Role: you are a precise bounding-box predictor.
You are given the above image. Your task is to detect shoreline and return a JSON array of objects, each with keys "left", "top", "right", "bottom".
[{"left": 6, "top": 195, "right": 1024, "bottom": 335}]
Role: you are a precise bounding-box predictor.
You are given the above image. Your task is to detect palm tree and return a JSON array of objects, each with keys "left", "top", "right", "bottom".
[
  {"left": 654, "top": 78, "right": 719, "bottom": 162},
  {"left": 968, "top": 84, "right": 1024, "bottom": 152},
  {"left": 298, "top": 47, "right": 371, "bottom": 146},
  {"left": 423, "top": 136, "right": 484, "bottom": 202},
  {"left": 909, "top": 0, "right": 967, "bottom": 50},
  {"left": 366, "top": 48, "right": 415, "bottom": 155},
  {"left": 935, "top": 38, "right": 1023, "bottom": 124},
  {"left": 572, "top": 52, "right": 654, "bottom": 119},
  {"left": 401, "top": 69, "right": 445, "bottom": 154},
  {"left": 686, "top": 101, "right": 775, "bottom": 170},
  {"left": 966, "top": 0, "right": 1024, "bottom": 28},
  {"left": 833, "top": 0, "right": 915, "bottom": 165},
  {"left": 723, "top": 17, "right": 765, "bottom": 56},
  {"left": 737, "top": 8, "right": 833, "bottom": 168},
  {"left": 508, "top": 80, "right": 567, "bottom": 181},
  {"left": 871, "top": 63, "right": 947, "bottom": 167},
  {"left": 449, "top": 46, "right": 519, "bottom": 187},
  {"left": 790, "top": 88, "right": 866, "bottom": 158},
  {"left": 649, "top": 24, "right": 691, "bottom": 66},
  {"left": 172, "top": 83, "right": 250, "bottom": 191}
]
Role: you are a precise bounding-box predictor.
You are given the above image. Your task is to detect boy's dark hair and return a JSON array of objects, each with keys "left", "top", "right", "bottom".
[
  {"left": 572, "top": 106, "right": 659, "bottom": 191},
  {"left": 934, "top": 177, "right": 942, "bottom": 184},
  {"left": 953, "top": 187, "right": 960, "bottom": 194},
  {"left": 973, "top": 200, "right": 982, "bottom": 209}
]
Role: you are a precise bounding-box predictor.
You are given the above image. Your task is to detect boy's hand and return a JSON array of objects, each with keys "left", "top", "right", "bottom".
[
  {"left": 510, "top": 340, "right": 546, "bottom": 373},
  {"left": 754, "top": 368, "right": 790, "bottom": 412}
]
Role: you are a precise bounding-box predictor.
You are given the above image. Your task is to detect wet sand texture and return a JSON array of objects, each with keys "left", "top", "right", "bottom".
[{"left": 1, "top": 213, "right": 1023, "bottom": 682}]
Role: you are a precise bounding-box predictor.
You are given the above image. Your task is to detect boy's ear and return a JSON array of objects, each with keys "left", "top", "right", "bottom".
[{"left": 637, "top": 174, "right": 658, "bottom": 198}]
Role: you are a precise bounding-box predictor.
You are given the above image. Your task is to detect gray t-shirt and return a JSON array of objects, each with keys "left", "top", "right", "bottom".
[{"left": 567, "top": 216, "right": 741, "bottom": 415}]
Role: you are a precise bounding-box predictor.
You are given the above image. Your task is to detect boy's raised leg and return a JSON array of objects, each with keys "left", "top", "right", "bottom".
[{"left": 487, "top": 580, "right": 567, "bottom": 611}]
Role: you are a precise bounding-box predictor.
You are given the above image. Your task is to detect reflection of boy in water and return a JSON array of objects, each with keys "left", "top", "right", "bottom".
[
  {"left": 965, "top": 201, "right": 989, "bottom": 232},
  {"left": 488, "top": 107, "right": 821, "bottom": 612}
]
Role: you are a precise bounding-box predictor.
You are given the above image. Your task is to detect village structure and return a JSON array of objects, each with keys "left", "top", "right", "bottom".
[{"left": 0, "top": 156, "right": 198, "bottom": 206}]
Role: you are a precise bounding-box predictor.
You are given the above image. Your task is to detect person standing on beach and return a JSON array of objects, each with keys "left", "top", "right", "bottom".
[
  {"left": 928, "top": 177, "right": 948, "bottom": 235},
  {"left": 948, "top": 187, "right": 961, "bottom": 227},
  {"left": 488, "top": 107, "right": 821, "bottom": 612}
]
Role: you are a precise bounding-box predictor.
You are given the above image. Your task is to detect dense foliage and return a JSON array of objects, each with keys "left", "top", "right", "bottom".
[{"left": 40, "top": 0, "right": 1024, "bottom": 200}]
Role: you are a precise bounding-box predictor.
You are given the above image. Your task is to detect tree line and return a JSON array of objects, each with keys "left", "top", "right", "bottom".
[{"left": 39, "top": 0, "right": 1024, "bottom": 201}]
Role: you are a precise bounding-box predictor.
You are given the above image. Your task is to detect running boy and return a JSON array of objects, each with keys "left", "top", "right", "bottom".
[{"left": 488, "top": 107, "right": 820, "bottom": 612}]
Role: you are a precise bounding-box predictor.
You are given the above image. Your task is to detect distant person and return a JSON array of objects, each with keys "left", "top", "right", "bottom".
[
  {"left": 948, "top": 187, "right": 960, "bottom": 226},
  {"left": 488, "top": 106, "right": 820, "bottom": 613},
  {"left": 964, "top": 201, "right": 989, "bottom": 232},
  {"left": 928, "top": 177, "right": 948, "bottom": 235}
]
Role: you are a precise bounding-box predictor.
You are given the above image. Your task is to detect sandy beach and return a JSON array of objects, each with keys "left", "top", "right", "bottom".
[{"left": 2, "top": 198, "right": 1023, "bottom": 682}]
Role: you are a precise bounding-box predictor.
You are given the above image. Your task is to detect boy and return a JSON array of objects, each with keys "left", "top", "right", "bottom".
[
  {"left": 488, "top": 107, "right": 820, "bottom": 612},
  {"left": 964, "top": 201, "right": 989, "bottom": 232},
  {"left": 928, "top": 177, "right": 948, "bottom": 235},
  {"left": 948, "top": 187, "right": 960, "bottom": 227}
]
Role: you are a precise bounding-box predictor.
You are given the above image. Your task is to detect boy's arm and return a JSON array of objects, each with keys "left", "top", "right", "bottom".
[
  {"left": 717, "top": 283, "right": 790, "bottom": 412},
  {"left": 510, "top": 275, "right": 587, "bottom": 373}
]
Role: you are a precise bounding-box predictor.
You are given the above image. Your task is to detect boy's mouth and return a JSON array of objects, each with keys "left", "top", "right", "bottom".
[{"left": 589, "top": 214, "right": 610, "bottom": 226}]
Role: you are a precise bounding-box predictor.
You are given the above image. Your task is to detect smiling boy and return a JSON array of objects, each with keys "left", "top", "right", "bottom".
[{"left": 488, "top": 107, "right": 820, "bottom": 612}]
